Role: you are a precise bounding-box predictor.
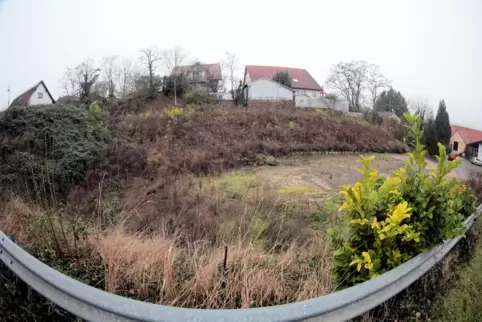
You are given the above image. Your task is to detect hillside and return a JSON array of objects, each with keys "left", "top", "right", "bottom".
[{"left": 0, "top": 100, "right": 409, "bottom": 316}]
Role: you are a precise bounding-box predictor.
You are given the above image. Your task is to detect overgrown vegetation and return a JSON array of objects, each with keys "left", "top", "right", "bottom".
[
  {"left": 331, "top": 112, "right": 476, "bottom": 288},
  {"left": 115, "top": 104, "right": 407, "bottom": 178},
  {"left": 0, "top": 105, "right": 110, "bottom": 200}
]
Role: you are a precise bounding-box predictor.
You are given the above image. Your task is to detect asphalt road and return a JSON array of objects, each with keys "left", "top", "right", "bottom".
[{"left": 454, "top": 158, "right": 482, "bottom": 181}]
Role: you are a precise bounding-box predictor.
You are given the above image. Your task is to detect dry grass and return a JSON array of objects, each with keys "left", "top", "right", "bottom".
[
  {"left": 1, "top": 175, "right": 336, "bottom": 309},
  {"left": 92, "top": 227, "right": 332, "bottom": 308}
]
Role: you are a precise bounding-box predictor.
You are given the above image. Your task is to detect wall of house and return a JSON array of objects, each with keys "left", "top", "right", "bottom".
[
  {"left": 295, "top": 96, "right": 349, "bottom": 112},
  {"left": 293, "top": 89, "right": 321, "bottom": 98},
  {"left": 450, "top": 132, "right": 466, "bottom": 154},
  {"left": 478, "top": 143, "right": 482, "bottom": 160},
  {"left": 28, "top": 83, "right": 54, "bottom": 105},
  {"left": 248, "top": 79, "right": 293, "bottom": 100}
]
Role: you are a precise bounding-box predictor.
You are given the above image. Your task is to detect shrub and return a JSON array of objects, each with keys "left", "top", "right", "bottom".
[
  {"left": 165, "top": 105, "right": 194, "bottom": 120},
  {"left": 114, "top": 104, "right": 408, "bottom": 179},
  {"left": 0, "top": 105, "right": 111, "bottom": 200},
  {"left": 184, "top": 88, "right": 217, "bottom": 105},
  {"left": 331, "top": 112, "right": 476, "bottom": 288},
  {"left": 466, "top": 171, "right": 482, "bottom": 203}
]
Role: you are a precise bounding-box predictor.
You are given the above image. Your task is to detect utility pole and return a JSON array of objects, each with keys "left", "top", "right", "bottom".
[{"left": 7, "top": 85, "right": 10, "bottom": 107}]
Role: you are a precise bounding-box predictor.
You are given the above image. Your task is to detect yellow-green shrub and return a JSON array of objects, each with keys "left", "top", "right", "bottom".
[
  {"left": 165, "top": 105, "right": 194, "bottom": 120},
  {"left": 332, "top": 112, "right": 476, "bottom": 288}
]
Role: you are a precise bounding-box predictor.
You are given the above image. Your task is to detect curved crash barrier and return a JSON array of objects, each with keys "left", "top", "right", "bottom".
[{"left": 0, "top": 206, "right": 480, "bottom": 322}]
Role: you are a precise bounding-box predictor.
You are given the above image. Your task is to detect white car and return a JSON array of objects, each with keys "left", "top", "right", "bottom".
[{"left": 471, "top": 157, "right": 482, "bottom": 166}]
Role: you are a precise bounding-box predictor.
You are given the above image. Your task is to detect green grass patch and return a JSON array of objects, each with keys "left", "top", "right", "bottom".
[{"left": 436, "top": 236, "right": 482, "bottom": 321}]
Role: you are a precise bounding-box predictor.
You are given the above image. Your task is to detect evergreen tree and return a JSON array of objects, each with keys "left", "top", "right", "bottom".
[
  {"left": 272, "top": 71, "right": 292, "bottom": 88},
  {"left": 423, "top": 118, "right": 439, "bottom": 155},
  {"left": 435, "top": 100, "right": 451, "bottom": 146},
  {"left": 374, "top": 88, "right": 408, "bottom": 117}
]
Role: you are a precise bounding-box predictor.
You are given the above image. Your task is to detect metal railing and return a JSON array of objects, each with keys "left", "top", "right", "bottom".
[{"left": 0, "top": 206, "right": 479, "bottom": 322}]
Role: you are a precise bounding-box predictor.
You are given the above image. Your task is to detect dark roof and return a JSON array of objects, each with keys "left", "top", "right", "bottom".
[
  {"left": 57, "top": 95, "right": 80, "bottom": 104},
  {"left": 245, "top": 65, "right": 322, "bottom": 91},
  {"left": 378, "top": 111, "right": 400, "bottom": 120},
  {"left": 451, "top": 125, "right": 482, "bottom": 145},
  {"left": 173, "top": 63, "right": 222, "bottom": 80},
  {"left": 9, "top": 80, "right": 55, "bottom": 107}
]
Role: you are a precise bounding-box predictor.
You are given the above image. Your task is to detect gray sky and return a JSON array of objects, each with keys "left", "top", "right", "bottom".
[{"left": 1, "top": 0, "right": 481, "bottom": 128}]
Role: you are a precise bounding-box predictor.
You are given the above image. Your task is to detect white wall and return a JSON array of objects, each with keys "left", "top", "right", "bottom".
[
  {"left": 218, "top": 92, "right": 233, "bottom": 100},
  {"left": 248, "top": 79, "right": 293, "bottom": 100},
  {"left": 478, "top": 143, "right": 482, "bottom": 160},
  {"left": 295, "top": 96, "right": 349, "bottom": 112},
  {"left": 294, "top": 89, "right": 321, "bottom": 98},
  {"left": 28, "top": 83, "right": 54, "bottom": 105}
]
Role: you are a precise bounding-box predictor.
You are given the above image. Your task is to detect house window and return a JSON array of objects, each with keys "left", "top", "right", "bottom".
[
  {"left": 37, "top": 92, "right": 43, "bottom": 99},
  {"left": 453, "top": 141, "right": 459, "bottom": 152}
]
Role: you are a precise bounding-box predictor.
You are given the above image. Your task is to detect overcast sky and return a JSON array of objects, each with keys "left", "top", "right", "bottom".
[{"left": 1, "top": 0, "right": 481, "bottom": 128}]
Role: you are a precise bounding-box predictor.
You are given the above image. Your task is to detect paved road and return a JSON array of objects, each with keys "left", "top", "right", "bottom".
[
  {"left": 454, "top": 159, "right": 482, "bottom": 181},
  {"left": 392, "top": 154, "right": 482, "bottom": 181}
]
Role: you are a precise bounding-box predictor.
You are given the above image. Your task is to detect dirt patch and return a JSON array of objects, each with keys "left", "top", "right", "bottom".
[{"left": 209, "top": 153, "right": 407, "bottom": 194}]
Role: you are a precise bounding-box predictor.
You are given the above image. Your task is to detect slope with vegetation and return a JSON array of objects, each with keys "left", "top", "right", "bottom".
[{"left": 0, "top": 100, "right": 427, "bottom": 319}]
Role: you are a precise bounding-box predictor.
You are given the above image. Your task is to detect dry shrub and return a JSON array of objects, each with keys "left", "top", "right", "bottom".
[
  {"left": 119, "top": 175, "right": 322, "bottom": 249},
  {"left": 111, "top": 103, "right": 407, "bottom": 179},
  {"left": 0, "top": 197, "right": 39, "bottom": 244},
  {"left": 92, "top": 228, "right": 332, "bottom": 309},
  {"left": 466, "top": 171, "right": 482, "bottom": 202}
]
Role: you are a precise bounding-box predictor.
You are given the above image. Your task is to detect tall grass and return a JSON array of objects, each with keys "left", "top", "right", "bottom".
[{"left": 1, "top": 173, "right": 338, "bottom": 308}]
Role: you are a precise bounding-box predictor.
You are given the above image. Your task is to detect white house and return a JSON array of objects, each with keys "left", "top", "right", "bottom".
[
  {"left": 173, "top": 62, "right": 223, "bottom": 93},
  {"left": 244, "top": 78, "right": 293, "bottom": 100},
  {"left": 9, "top": 81, "right": 55, "bottom": 107},
  {"left": 243, "top": 65, "right": 324, "bottom": 98}
]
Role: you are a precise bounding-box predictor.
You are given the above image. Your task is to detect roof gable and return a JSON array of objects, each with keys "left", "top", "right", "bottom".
[
  {"left": 10, "top": 81, "right": 55, "bottom": 107},
  {"left": 245, "top": 65, "right": 322, "bottom": 91},
  {"left": 173, "top": 63, "right": 222, "bottom": 80},
  {"left": 451, "top": 125, "right": 482, "bottom": 144}
]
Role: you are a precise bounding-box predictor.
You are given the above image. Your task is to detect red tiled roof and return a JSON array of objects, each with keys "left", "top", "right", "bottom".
[
  {"left": 451, "top": 125, "right": 482, "bottom": 145},
  {"left": 10, "top": 80, "right": 55, "bottom": 107},
  {"left": 173, "top": 63, "right": 222, "bottom": 80},
  {"left": 245, "top": 65, "right": 322, "bottom": 91}
]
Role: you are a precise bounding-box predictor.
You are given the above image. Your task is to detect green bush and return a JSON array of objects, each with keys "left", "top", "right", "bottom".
[
  {"left": 331, "top": 112, "right": 476, "bottom": 288},
  {"left": 183, "top": 88, "right": 217, "bottom": 105},
  {"left": 0, "top": 105, "right": 111, "bottom": 200}
]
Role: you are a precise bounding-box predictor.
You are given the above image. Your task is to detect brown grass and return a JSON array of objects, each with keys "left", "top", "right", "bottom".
[
  {"left": 103, "top": 101, "right": 407, "bottom": 182},
  {"left": 92, "top": 228, "right": 332, "bottom": 308}
]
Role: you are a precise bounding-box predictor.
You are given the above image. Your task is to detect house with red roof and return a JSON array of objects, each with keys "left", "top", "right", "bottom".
[
  {"left": 243, "top": 65, "right": 325, "bottom": 100},
  {"left": 9, "top": 81, "right": 55, "bottom": 108},
  {"left": 450, "top": 125, "right": 482, "bottom": 159},
  {"left": 173, "top": 62, "right": 222, "bottom": 92}
]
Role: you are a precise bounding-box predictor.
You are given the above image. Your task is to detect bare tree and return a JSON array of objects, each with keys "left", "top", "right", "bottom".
[
  {"left": 60, "top": 68, "right": 78, "bottom": 97},
  {"left": 139, "top": 47, "right": 162, "bottom": 97},
  {"left": 222, "top": 52, "right": 239, "bottom": 101},
  {"left": 366, "top": 64, "right": 391, "bottom": 107},
  {"left": 101, "top": 55, "right": 118, "bottom": 99},
  {"left": 325, "top": 61, "right": 389, "bottom": 112},
  {"left": 115, "top": 57, "right": 135, "bottom": 97},
  {"left": 61, "top": 59, "right": 101, "bottom": 104},
  {"left": 163, "top": 46, "right": 188, "bottom": 105},
  {"left": 408, "top": 97, "right": 433, "bottom": 121},
  {"left": 91, "top": 80, "right": 109, "bottom": 99}
]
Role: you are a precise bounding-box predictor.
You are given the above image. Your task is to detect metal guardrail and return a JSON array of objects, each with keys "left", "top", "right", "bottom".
[{"left": 0, "top": 206, "right": 480, "bottom": 322}]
